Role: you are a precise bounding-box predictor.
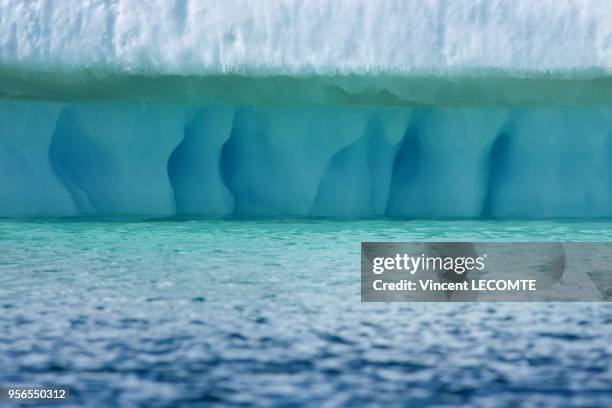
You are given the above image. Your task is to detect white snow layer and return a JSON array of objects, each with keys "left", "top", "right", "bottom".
[{"left": 1, "top": 0, "right": 612, "bottom": 76}]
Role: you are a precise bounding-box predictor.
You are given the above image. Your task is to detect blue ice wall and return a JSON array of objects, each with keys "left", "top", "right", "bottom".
[{"left": 0, "top": 101, "right": 611, "bottom": 218}]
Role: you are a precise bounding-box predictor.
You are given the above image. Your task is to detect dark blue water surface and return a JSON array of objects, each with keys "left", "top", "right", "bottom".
[{"left": 1, "top": 219, "right": 611, "bottom": 407}]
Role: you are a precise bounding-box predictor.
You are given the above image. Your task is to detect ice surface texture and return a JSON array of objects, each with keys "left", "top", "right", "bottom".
[
  {"left": 1, "top": 0, "right": 612, "bottom": 76},
  {"left": 1, "top": 102, "right": 611, "bottom": 218}
]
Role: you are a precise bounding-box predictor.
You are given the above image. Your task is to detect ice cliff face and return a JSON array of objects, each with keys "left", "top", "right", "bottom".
[
  {"left": 1, "top": 1, "right": 612, "bottom": 218},
  {"left": 1, "top": 102, "right": 611, "bottom": 218}
]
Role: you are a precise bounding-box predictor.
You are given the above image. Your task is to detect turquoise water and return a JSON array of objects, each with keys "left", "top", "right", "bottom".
[{"left": 1, "top": 219, "right": 612, "bottom": 407}]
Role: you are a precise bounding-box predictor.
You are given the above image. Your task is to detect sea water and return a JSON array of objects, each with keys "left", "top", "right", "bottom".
[{"left": 1, "top": 218, "right": 611, "bottom": 407}]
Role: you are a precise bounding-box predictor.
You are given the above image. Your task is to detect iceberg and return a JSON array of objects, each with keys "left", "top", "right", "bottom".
[{"left": 0, "top": 1, "right": 611, "bottom": 218}]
